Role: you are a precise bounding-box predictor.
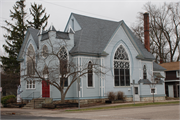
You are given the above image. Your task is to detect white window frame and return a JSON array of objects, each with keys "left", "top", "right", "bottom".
[
  {"left": 58, "top": 46, "right": 69, "bottom": 88},
  {"left": 150, "top": 88, "right": 157, "bottom": 94},
  {"left": 114, "top": 45, "right": 130, "bottom": 87},
  {"left": 26, "top": 80, "right": 35, "bottom": 89},
  {"left": 176, "top": 71, "right": 180, "bottom": 78}
]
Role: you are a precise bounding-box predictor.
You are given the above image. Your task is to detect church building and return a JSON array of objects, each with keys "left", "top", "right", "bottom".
[{"left": 17, "top": 13, "right": 166, "bottom": 102}]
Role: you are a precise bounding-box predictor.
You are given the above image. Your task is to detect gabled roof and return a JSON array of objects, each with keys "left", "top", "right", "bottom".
[
  {"left": 70, "top": 13, "right": 119, "bottom": 55},
  {"left": 153, "top": 62, "right": 166, "bottom": 71},
  {"left": 69, "top": 13, "right": 155, "bottom": 60},
  {"left": 124, "top": 23, "right": 155, "bottom": 60},
  {"left": 28, "top": 28, "right": 39, "bottom": 47},
  {"left": 17, "top": 28, "right": 39, "bottom": 61},
  {"left": 159, "top": 62, "right": 180, "bottom": 71},
  {"left": 17, "top": 27, "right": 70, "bottom": 61}
]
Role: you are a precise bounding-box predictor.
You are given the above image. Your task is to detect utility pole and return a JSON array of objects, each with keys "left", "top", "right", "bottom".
[{"left": 77, "top": 78, "right": 80, "bottom": 109}]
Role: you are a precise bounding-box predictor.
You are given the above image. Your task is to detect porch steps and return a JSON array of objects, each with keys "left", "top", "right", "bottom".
[{"left": 23, "top": 98, "right": 52, "bottom": 109}]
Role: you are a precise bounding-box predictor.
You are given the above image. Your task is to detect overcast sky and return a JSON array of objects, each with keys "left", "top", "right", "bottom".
[{"left": 0, "top": 0, "right": 179, "bottom": 56}]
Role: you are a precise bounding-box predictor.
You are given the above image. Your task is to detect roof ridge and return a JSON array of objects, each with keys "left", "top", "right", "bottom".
[{"left": 72, "top": 13, "right": 119, "bottom": 23}]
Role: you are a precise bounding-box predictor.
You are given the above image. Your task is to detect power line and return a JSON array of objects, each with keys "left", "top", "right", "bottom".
[{"left": 39, "top": 0, "right": 120, "bottom": 21}]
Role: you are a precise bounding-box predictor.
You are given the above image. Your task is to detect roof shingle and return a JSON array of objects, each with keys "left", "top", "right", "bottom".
[{"left": 159, "top": 62, "right": 180, "bottom": 71}]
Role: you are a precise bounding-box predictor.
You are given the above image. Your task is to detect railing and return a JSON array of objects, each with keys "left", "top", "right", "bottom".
[
  {"left": 23, "top": 92, "right": 41, "bottom": 100},
  {"left": 22, "top": 91, "right": 52, "bottom": 109}
]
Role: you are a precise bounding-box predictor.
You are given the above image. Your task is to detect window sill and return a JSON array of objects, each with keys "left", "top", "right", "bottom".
[
  {"left": 26, "top": 88, "right": 36, "bottom": 90},
  {"left": 87, "top": 86, "right": 95, "bottom": 89}
]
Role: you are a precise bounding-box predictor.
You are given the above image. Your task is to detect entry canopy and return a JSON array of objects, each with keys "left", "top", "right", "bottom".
[
  {"left": 138, "top": 79, "right": 151, "bottom": 84},
  {"left": 154, "top": 73, "right": 164, "bottom": 78}
]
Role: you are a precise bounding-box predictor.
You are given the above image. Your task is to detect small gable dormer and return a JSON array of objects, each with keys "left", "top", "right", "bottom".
[{"left": 64, "top": 13, "right": 81, "bottom": 32}]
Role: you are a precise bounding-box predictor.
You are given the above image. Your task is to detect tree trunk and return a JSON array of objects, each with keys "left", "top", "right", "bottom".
[{"left": 61, "top": 92, "right": 65, "bottom": 103}]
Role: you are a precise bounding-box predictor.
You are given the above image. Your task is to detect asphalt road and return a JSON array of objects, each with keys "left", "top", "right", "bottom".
[
  {"left": 1, "top": 104, "right": 180, "bottom": 120},
  {"left": 1, "top": 115, "right": 87, "bottom": 120}
]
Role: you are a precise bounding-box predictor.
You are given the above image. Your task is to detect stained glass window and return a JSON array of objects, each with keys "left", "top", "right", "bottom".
[{"left": 114, "top": 45, "right": 130, "bottom": 86}]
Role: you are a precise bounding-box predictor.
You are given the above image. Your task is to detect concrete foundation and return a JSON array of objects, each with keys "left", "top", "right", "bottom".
[{"left": 140, "top": 96, "right": 165, "bottom": 102}]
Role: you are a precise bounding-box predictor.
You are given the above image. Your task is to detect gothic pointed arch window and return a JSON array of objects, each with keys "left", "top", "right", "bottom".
[
  {"left": 88, "top": 61, "right": 93, "bottom": 87},
  {"left": 143, "top": 65, "right": 147, "bottom": 79},
  {"left": 42, "top": 45, "right": 48, "bottom": 58},
  {"left": 59, "top": 46, "right": 68, "bottom": 87},
  {"left": 26, "top": 44, "right": 35, "bottom": 89},
  {"left": 114, "top": 45, "right": 130, "bottom": 86},
  {"left": 27, "top": 44, "right": 35, "bottom": 75}
]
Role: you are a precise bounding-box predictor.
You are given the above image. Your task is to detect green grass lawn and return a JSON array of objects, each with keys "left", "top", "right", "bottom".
[{"left": 65, "top": 101, "right": 179, "bottom": 112}]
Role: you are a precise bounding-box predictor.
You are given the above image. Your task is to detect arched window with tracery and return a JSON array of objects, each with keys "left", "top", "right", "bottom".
[
  {"left": 26, "top": 44, "right": 35, "bottom": 89},
  {"left": 143, "top": 65, "right": 147, "bottom": 79},
  {"left": 114, "top": 45, "right": 130, "bottom": 86},
  {"left": 27, "top": 44, "right": 35, "bottom": 75},
  {"left": 88, "top": 61, "right": 93, "bottom": 87},
  {"left": 59, "top": 47, "right": 68, "bottom": 87}
]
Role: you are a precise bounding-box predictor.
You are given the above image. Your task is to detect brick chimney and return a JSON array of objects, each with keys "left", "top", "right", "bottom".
[
  {"left": 160, "top": 58, "right": 163, "bottom": 64},
  {"left": 143, "top": 12, "right": 150, "bottom": 52}
]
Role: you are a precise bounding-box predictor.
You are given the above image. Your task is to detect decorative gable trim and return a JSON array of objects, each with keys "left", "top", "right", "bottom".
[
  {"left": 68, "top": 27, "right": 75, "bottom": 34},
  {"left": 17, "top": 30, "right": 38, "bottom": 61},
  {"left": 121, "top": 22, "right": 143, "bottom": 56},
  {"left": 64, "top": 13, "right": 82, "bottom": 32},
  {"left": 103, "top": 20, "right": 154, "bottom": 61}
]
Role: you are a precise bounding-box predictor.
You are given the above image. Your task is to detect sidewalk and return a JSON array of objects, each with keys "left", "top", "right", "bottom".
[
  {"left": 74, "top": 99, "right": 180, "bottom": 109},
  {"left": 1, "top": 100, "right": 179, "bottom": 117}
]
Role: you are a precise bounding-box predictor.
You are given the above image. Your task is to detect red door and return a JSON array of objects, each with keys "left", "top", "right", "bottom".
[{"left": 42, "top": 80, "right": 50, "bottom": 98}]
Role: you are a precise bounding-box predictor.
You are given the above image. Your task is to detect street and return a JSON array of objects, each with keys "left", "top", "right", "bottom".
[
  {"left": 1, "top": 104, "right": 180, "bottom": 120},
  {"left": 1, "top": 115, "right": 87, "bottom": 120}
]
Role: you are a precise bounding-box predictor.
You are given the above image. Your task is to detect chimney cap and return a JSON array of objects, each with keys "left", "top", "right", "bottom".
[{"left": 143, "top": 12, "right": 149, "bottom": 15}]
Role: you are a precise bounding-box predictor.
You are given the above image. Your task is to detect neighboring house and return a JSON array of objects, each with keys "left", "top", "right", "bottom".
[
  {"left": 1, "top": 72, "right": 19, "bottom": 96},
  {"left": 17, "top": 13, "right": 166, "bottom": 102},
  {"left": 159, "top": 62, "right": 180, "bottom": 98}
]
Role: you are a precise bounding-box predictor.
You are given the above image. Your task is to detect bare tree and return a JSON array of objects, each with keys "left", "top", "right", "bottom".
[
  {"left": 131, "top": 2, "right": 180, "bottom": 63},
  {"left": 21, "top": 38, "right": 106, "bottom": 103},
  {"left": 148, "top": 73, "right": 162, "bottom": 103}
]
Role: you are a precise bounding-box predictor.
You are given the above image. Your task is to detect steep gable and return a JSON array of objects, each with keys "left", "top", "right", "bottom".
[
  {"left": 70, "top": 13, "right": 119, "bottom": 55},
  {"left": 17, "top": 28, "right": 39, "bottom": 61},
  {"left": 69, "top": 13, "right": 155, "bottom": 60}
]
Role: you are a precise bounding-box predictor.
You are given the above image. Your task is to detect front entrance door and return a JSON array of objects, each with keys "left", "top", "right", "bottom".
[
  {"left": 42, "top": 80, "right": 50, "bottom": 98},
  {"left": 168, "top": 85, "right": 174, "bottom": 97},
  {"left": 134, "top": 86, "right": 140, "bottom": 101}
]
